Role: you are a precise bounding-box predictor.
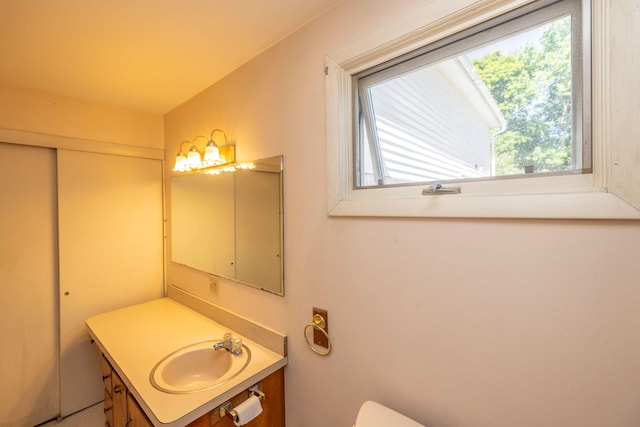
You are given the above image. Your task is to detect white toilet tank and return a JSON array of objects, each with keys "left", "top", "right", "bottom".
[{"left": 354, "top": 401, "right": 425, "bottom": 427}]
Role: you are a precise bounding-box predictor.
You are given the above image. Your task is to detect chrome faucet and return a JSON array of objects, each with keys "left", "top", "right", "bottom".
[{"left": 213, "top": 333, "right": 243, "bottom": 355}]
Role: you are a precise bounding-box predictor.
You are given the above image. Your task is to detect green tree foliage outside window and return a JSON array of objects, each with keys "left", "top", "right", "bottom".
[{"left": 472, "top": 17, "right": 572, "bottom": 176}]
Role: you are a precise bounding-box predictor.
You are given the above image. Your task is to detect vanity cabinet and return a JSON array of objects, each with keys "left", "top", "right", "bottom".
[
  {"left": 128, "top": 395, "right": 154, "bottom": 427},
  {"left": 102, "top": 355, "right": 152, "bottom": 427},
  {"left": 101, "top": 354, "right": 284, "bottom": 427},
  {"left": 188, "top": 367, "right": 285, "bottom": 427}
]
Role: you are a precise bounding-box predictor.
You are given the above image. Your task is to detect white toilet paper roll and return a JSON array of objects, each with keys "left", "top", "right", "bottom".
[{"left": 233, "top": 395, "right": 263, "bottom": 426}]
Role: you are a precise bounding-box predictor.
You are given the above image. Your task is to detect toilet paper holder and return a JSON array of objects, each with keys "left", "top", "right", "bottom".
[{"left": 219, "top": 385, "right": 266, "bottom": 422}]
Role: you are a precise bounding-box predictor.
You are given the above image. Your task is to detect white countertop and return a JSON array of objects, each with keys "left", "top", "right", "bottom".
[{"left": 86, "top": 297, "right": 287, "bottom": 426}]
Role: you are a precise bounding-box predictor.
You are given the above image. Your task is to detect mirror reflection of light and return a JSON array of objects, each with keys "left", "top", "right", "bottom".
[
  {"left": 203, "top": 163, "right": 255, "bottom": 175},
  {"left": 237, "top": 163, "right": 256, "bottom": 170}
]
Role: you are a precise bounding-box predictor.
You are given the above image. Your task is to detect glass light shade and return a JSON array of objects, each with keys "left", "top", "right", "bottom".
[
  {"left": 173, "top": 153, "right": 188, "bottom": 172},
  {"left": 203, "top": 141, "right": 221, "bottom": 165},
  {"left": 187, "top": 147, "right": 202, "bottom": 168}
]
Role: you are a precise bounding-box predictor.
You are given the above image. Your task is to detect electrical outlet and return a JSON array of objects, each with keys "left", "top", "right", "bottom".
[{"left": 312, "top": 307, "right": 329, "bottom": 348}]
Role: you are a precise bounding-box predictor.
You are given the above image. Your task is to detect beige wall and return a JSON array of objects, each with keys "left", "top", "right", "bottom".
[
  {"left": 0, "top": 82, "right": 164, "bottom": 149},
  {"left": 165, "top": 1, "right": 640, "bottom": 426}
]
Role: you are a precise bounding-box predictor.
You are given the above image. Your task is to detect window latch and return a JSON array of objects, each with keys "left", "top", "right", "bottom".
[{"left": 422, "top": 180, "right": 461, "bottom": 195}]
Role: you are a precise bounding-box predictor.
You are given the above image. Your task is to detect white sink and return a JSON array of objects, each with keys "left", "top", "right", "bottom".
[{"left": 149, "top": 340, "right": 251, "bottom": 393}]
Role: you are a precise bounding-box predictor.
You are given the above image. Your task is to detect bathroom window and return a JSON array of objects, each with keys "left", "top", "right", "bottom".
[
  {"left": 325, "top": 0, "right": 640, "bottom": 219},
  {"left": 354, "top": 0, "right": 588, "bottom": 188}
]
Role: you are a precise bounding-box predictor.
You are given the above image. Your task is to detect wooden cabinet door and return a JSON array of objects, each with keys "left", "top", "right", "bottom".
[
  {"left": 250, "top": 368, "right": 285, "bottom": 427},
  {"left": 190, "top": 368, "right": 285, "bottom": 427},
  {"left": 127, "top": 394, "right": 153, "bottom": 427},
  {"left": 102, "top": 356, "right": 114, "bottom": 426},
  {"left": 102, "top": 356, "right": 113, "bottom": 397},
  {"left": 112, "top": 371, "right": 128, "bottom": 427},
  {"left": 104, "top": 388, "right": 114, "bottom": 427}
]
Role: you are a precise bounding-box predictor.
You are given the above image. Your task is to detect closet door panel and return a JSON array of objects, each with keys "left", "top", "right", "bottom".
[
  {"left": 57, "top": 150, "right": 164, "bottom": 416},
  {"left": 0, "top": 143, "right": 59, "bottom": 426}
]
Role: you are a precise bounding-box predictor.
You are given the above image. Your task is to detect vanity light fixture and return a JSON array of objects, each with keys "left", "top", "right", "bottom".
[{"left": 172, "top": 129, "right": 235, "bottom": 173}]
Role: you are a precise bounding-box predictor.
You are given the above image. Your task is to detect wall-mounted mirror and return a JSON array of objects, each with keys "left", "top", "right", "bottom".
[{"left": 170, "top": 155, "right": 283, "bottom": 295}]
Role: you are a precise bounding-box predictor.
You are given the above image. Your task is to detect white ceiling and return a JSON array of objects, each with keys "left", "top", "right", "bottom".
[{"left": 0, "top": 0, "right": 342, "bottom": 114}]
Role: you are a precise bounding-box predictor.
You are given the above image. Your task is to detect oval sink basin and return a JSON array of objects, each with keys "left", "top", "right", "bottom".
[{"left": 150, "top": 340, "right": 251, "bottom": 393}]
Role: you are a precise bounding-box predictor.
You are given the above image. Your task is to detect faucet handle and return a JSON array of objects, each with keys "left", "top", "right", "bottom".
[
  {"left": 231, "top": 337, "right": 243, "bottom": 354},
  {"left": 223, "top": 332, "right": 233, "bottom": 343}
]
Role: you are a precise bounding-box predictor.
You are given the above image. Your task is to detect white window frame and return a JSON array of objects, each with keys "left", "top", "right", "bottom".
[{"left": 325, "top": 0, "right": 640, "bottom": 219}]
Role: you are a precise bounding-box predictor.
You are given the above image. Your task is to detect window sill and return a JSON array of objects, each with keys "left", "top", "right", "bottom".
[{"left": 328, "top": 187, "right": 640, "bottom": 220}]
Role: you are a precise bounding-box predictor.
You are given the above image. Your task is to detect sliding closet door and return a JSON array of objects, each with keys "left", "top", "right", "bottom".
[
  {"left": 57, "top": 150, "right": 164, "bottom": 416},
  {"left": 0, "top": 143, "right": 59, "bottom": 426}
]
